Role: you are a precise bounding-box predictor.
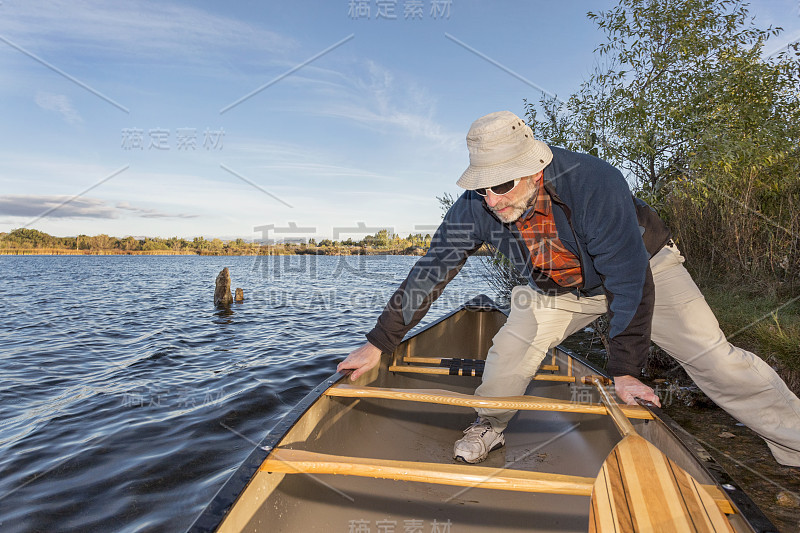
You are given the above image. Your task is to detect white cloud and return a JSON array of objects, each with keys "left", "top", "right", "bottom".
[
  {"left": 0, "top": 0, "right": 294, "bottom": 66},
  {"left": 308, "top": 60, "right": 462, "bottom": 151},
  {"left": 224, "top": 139, "right": 402, "bottom": 183},
  {"left": 116, "top": 202, "right": 198, "bottom": 219},
  {"left": 35, "top": 92, "right": 83, "bottom": 125}
]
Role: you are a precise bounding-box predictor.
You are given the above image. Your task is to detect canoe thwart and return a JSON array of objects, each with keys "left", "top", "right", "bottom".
[
  {"left": 325, "top": 385, "right": 654, "bottom": 420},
  {"left": 403, "top": 357, "right": 559, "bottom": 372},
  {"left": 388, "top": 364, "right": 576, "bottom": 382}
]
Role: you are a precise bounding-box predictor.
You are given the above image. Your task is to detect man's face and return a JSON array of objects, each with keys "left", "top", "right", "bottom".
[{"left": 483, "top": 172, "right": 541, "bottom": 223}]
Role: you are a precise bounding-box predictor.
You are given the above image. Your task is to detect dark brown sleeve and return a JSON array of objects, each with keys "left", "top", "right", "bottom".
[
  {"left": 365, "top": 212, "right": 483, "bottom": 353},
  {"left": 605, "top": 265, "right": 655, "bottom": 376},
  {"left": 365, "top": 262, "right": 465, "bottom": 353}
]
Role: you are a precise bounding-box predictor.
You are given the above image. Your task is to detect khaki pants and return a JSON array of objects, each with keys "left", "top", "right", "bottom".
[{"left": 475, "top": 244, "right": 800, "bottom": 466}]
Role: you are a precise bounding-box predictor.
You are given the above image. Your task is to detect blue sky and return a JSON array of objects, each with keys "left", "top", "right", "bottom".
[{"left": 1, "top": 0, "right": 798, "bottom": 241}]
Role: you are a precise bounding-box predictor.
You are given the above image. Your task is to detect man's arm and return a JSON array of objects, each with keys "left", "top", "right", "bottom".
[
  {"left": 364, "top": 196, "right": 484, "bottom": 354},
  {"left": 604, "top": 265, "right": 655, "bottom": 376},
  {"left": 338, "top": 195, "right": 484, "bottom": 379},
  {"left": 569, "top": 159, "right": 655, "bottom": 384}
]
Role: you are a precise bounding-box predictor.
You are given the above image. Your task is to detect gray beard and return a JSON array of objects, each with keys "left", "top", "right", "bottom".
[
  {"left": 493, "top": 205, "right": 527, "bottom": 223},
  {"left": 490, "top": 182, "right": 539, "bottom": 223}
]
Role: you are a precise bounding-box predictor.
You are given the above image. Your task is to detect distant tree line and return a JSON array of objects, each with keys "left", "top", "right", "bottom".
[{"left": 0, "top": 228, "right": 433, "bottom": 255}]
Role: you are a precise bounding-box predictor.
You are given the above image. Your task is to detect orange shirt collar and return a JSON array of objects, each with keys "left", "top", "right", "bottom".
[{"left": 519, "top": 174, "right": 549, "bottom": 223}]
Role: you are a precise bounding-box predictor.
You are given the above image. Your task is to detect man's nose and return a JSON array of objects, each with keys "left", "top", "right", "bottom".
[{"left": 484, "top": 190, "right": 501, "bottom": 207}]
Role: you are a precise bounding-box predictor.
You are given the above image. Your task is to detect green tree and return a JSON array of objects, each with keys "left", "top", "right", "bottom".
[
  {"left": 121, "top": 236, "right": 138, "bottom": 251},
  {"left": 376, "top": 229, "right": 390, "bottom": 247},
  {"left": 193, "top": 237, "right": 208, "bottom": 251},
  {"left": 89, "top": 234, "right": 113, "bottom": 250},
  {"left": 142, "top": 239, "right": 169, "bottom": 251},
  {"left": 77, "top": 234, "right": 91, "bottom": 250},
  {"left": 525, "top": 0, "right": 800, "bottom": 282},
  {"left": 0, "top": 228, "right": 66, "bottom": 248}
]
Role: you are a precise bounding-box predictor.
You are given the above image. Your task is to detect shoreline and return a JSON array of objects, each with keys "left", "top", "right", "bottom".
[{"left": 0, "top": 248, "right": 433, "bottom": 256}]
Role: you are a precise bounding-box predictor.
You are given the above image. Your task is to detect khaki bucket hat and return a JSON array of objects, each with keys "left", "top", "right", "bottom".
[{"left": 457, "top": 111, "right": 553, "bottom": 190}]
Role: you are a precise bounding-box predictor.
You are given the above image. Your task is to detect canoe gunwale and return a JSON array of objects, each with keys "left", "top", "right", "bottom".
[{"left": 186, "top": 372, "right": 342, "bottom": 532}]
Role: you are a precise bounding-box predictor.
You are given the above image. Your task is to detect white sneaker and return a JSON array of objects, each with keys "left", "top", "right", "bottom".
[{"left": 453, "top": 418, "right": 505, "bottom": 463}]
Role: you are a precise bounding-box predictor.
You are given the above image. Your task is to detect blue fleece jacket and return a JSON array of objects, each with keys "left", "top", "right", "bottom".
[{"left": 366, "top": 146, "right": 670, "bottom": 376}]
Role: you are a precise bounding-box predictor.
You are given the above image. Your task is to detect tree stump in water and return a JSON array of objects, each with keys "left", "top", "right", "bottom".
[
  {"left": 234, "top": 288, "right": 244, "bottom": 303},
  {"left": 214, "top": 268, "right": 234, "bottom": 307}
]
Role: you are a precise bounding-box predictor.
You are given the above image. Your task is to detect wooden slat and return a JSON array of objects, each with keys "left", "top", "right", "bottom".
[
  {"left": 260, "top": 449, "right": 594, "bottom": 496},
  {"left": 591, "top": 437, "right": 735, "bottom": 531},
  {"left": 702, "top": 486, "right": 735, "bottom": 515},
  {"left": 403, "top": 357, "right": 559, "bottom": 372},
  {"left": 325, "top": 384, "right": 654, "bottom": 420},
  {"left": 388, "top": 364, "right": 577, "bottom": 382}
]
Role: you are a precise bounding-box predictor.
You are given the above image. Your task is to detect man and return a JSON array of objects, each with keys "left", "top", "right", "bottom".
[{"left": 338, "top": 110, "right": 800, "bottom": 466}]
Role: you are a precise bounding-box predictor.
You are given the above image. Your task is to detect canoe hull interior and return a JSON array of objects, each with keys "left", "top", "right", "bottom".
[{"left": 193, "top": 299, "right": 771, "bottom": 533}]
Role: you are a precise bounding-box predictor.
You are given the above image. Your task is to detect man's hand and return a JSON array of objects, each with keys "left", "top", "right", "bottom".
[
  {"left": 337, "top": 342, "right": 382, "bottom": 381},
  {"left": 614, "top": 375, "right": 661, "bottom": 407}
]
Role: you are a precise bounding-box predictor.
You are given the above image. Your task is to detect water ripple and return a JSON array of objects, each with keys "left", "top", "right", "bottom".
[{"left": 0, "top": 255, "right": 493, "bottom": 532}]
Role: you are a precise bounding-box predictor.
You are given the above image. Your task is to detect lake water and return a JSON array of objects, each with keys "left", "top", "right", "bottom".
[{"left": 0, "top": 255, "right": 501, "bottom": 532}]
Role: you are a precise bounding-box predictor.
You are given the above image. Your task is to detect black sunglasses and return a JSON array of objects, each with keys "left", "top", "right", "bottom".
[{"left": 474, "top": 178, "right": 521, "bottom": 197}]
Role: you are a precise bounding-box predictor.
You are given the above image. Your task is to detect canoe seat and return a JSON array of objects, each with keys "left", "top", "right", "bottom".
[{"left": 325, "top": 385, "right": 654, "bottom": 420}]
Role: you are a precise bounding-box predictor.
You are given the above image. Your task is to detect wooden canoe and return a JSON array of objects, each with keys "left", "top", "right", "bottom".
[{"left": 188, "top": 295, "right": 777, "bottom": 532}]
